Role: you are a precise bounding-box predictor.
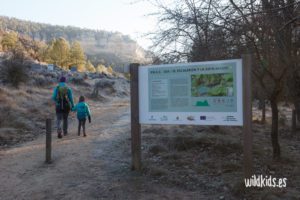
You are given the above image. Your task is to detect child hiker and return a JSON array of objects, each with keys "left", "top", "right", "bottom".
[{"left": 72, "top": 96, "right": 91, "bottom": 137}]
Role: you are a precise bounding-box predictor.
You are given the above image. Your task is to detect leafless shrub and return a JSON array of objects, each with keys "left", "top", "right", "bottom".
[
  {"left": 92, "top": 79, "right": 116, "bottom": 98},
  {"left": 170, "top": 136, "right": 213, "bottom": 151},
  {"left": 146, "top": 166, "right": 168, "bottom": 177},
  {"left": 70, "top": 77, "right": 90, "bottom": 86},
  {"left": 1, "top": 59, "right": 29, "bottom": 88},
  {"left": 31, "top": 75, "right": 55, "bottom": 87},
  {"left": 148, "top": 144, "right": 168, "bottom": 155}
]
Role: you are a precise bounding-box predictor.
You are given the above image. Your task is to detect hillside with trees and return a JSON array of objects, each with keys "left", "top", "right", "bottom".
[
  {"left": 0, "top": 16, "right": 148, "bottom": 68},
  {"left": 0, "top": 30, "right": 98, "bottom": 72}
]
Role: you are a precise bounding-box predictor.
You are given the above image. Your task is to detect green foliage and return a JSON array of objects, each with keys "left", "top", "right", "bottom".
[
  {"left": 107, "top": 66, "right": 114, "bottom": 74},
  {"left": 0, "top": 33, "right": 2, "bottom": 51},
  {"left": 37, "top": 42, "right": 49, "bottom": 62},
  {"left": 124, "top": 73, "right": 130, "bottom": 80},
  {"left": 0, "top": 32, "right": 89, "bottom": 72},
  {"left": 37, "top": 37, "right": 87, "bottom": 71},
  {"left": 11, "top": 41, "right": 27, "bottom": 60},
  {"left": 85, "top": 60, "right": 96, "bottom": 72},
  {"left": 1, "top": 32, "right": 18, "bottom": 51},
  {"left": 69, "top": 41, "right": 86, "bottom": 67},
  {"left": 77, "top": 64, "right": 86, "bottom": 72},
  {"left": 95, "top": 65, "right": 114, "bottom": 75},
  {"left": 47, "top": 38, "right": 70, "bottom": 69},
  {"left": 95, "top": 64, "right": 107, "bottom": 74}
]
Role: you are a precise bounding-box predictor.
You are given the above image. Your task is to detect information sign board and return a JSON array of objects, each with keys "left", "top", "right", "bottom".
[{"left": 139, "top": 59, "right": 243, "bottom": 125}]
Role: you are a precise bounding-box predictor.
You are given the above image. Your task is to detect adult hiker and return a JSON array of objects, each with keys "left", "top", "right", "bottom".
[{"left": 52, "top": 76, "right": 74, "bottom": 138}]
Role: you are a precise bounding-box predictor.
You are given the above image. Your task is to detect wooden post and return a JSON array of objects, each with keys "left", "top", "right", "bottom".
[
  {"left": 130, "top": 63, "right": 141, "bottom": 171},
  {"left": 242, "top": 54, "right": 253, "bottom": 178},
  {"left": 45, "top": 118, "right": 52, "bottom": 164},
  {"left": 261, "top": 99, "right": 266, "bottom": 124},
  {"left": 292, "top": 109, "right": 296, "bottom": 134}
]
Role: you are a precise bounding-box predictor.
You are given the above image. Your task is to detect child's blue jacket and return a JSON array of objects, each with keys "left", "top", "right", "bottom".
[{"left": 72, "top": 102, "right": 91, "bottom": 120}]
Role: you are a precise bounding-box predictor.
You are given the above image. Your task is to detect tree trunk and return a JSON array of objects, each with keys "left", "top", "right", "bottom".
[{"left": 270, "top": 100, "right": 281, "bottom": 159}]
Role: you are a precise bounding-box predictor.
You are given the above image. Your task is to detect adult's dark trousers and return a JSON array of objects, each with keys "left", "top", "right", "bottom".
[{"left": 56, "top": 111, "right": 69, "bottom": 135}]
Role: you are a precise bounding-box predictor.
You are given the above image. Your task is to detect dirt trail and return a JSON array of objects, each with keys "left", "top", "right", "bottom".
[{"left": 0, "top": 100, "right": 206, "bottom": 200}]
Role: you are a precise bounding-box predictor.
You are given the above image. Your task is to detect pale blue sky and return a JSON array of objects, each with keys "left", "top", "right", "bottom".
[{"left": 0, "top": 0, "right": 158, "bottom": 48}]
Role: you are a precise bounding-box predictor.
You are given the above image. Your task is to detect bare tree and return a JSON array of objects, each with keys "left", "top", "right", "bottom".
[
  {"left": 148, "top": 0, "right": 300, "bottom": 159},
  {"left": 222, "top": 0, "right": 300, "bottom": 159},
  {"left": 148, "top": 0, "right": 229, "bottom": 62}
]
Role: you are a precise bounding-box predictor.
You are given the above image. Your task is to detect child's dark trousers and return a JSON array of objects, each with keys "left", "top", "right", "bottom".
[{"left": 78, "top": 118, "right": 86, "bottom": 136}]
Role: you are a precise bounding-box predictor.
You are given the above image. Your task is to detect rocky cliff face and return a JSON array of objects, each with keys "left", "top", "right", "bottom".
[
  {"left": 0, "top": 16, "right": 149, "bottom": 66},
  {"left": 78, "top": 31, "right": 147, "bottom": 65}
]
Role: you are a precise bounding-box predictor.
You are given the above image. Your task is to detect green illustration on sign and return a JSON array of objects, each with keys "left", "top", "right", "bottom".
[
  {"left": 195, "top": 100, "right": 210, "bottom": 107},
  {"left": 191, "top": 73, "right": 234, "bottom": 97}
]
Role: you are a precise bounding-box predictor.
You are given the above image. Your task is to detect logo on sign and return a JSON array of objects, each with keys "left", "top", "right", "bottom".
[
  {"left": 149, "top": 115, "right": 156, "bottom": 121},
  {"left": 160, "top": 116, "right": 168, "bottom": 121},
  {"left": 223, "top": 116, "right": 237, "bottom": 122},
  {"left": 187, "top": 116, "right": 195, "bottom": 121},
  {"left": 200, "top": 116, "right": 206, "bottom": 120}
]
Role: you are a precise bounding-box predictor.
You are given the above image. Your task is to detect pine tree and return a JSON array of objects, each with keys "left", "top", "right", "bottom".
[
  {"left": 36, "top": 42, "right": 49, "bottom": 62},
  {"left": 86, "top": 60, "right": 96, "bottom": 72},
  {"left": 69, "top": 41, "right": 86, "bottom": 69},
  {"left": 48, "top": 37, "right": 70, "bottom": 69},
  {"left": 107, "top": 66, "right": 114, "bottom": 74},
  {"left": 1, "top": 32, "right": 18, "bottom": 51},
  {"left": 77, "top": 63, "right": 87, "bottom": 72},
  {"left": 96, "top": 64, "right": 107, "bottom": 74}
]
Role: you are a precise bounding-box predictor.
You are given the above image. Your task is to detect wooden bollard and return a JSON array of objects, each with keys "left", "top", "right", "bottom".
[{"left": 45, "top": 118, "right": 52, "bottom": 164}]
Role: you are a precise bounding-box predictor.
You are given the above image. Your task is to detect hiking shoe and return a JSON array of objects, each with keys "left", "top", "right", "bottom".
[
  {"left": 83, "top": 134, "right": 87, "bottom": 137},
  {"left": 57, "top": 129, "right": 62, "bottom": 138}
]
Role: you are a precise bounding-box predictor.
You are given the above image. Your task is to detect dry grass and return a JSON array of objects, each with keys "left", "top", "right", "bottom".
[
  {"left": 148, "top": 144, "right": 168, "bottom": 155},
  {"left": 147, "top": 166, "right": 168, "bottom": 177},
  {"left": 0, "top": 85, "right": 54, "bottom": 145},
  {"left": 141, "top": 117, "right": 300, "bottom": 199},
  {"left": 0, "top": 80, "right": 103, "bottom": 146}
]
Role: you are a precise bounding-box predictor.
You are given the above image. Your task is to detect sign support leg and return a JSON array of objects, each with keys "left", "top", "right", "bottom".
[
  {"left": 130, "top": 63, "right": 141, "bottom": 171},
  {"left": 242, "top": 54, "right": 253, "bottom": 178}
]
